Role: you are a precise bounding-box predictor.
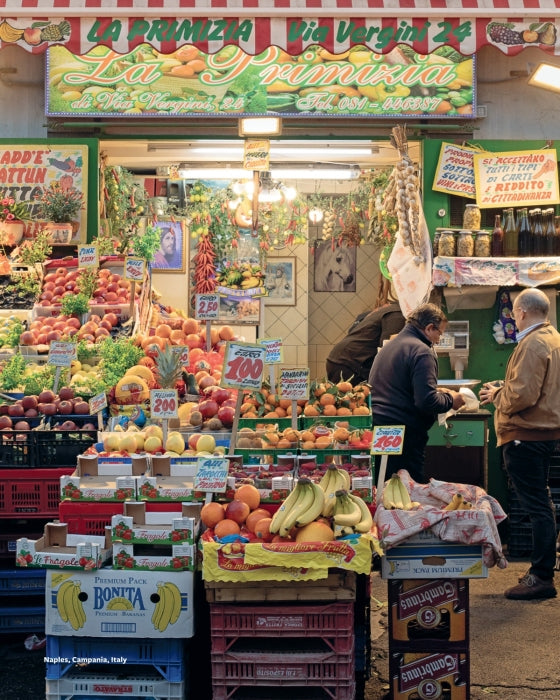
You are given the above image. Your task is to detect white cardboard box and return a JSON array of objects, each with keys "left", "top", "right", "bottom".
[
  {"left": 381, "top": 538, "right": 488, "bottom": 579},
  {"left": 45, "top": 568, "right": 195, "bottom": 638}
]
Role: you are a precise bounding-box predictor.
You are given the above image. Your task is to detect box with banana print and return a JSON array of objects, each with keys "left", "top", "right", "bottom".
[{"left": 46, "top": 569, "right": 195, "bottom": 638}]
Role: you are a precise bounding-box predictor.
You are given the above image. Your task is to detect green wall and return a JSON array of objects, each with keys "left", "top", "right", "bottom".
[{"left": 423, "top": 138, "right": 560, "bottom": 507}]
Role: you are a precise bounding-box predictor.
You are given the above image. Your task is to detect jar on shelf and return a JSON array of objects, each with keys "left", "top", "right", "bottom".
[
  {"left": 457, "top": 229, "right": 475, "bottom": 257},
  {"left": 438, "top": 230, "right": 456, "bottom": 257},
  {"left": 463, "top": 203, "right": 481, "bottom": 230},
  {"left": 432, "top": 231, "right": 442, "bottom": 257},
  {"left": 474, "top": 230, "right": 491, "bottom": 257}
]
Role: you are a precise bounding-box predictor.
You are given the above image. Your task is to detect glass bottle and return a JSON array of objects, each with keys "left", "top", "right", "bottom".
[
  {"left": 503, "top": 207, "right": 518, "bottom": 257},
  {"left": 474, "top": 230, "right": 491, "bottom": 257},
  {"left": 517, "top": 208, "right": 531, "bottom": 257},
  {"left": 544, "top": 208, "right": 556, "bottom": 256},
  {"left": 491, "top": 215, "right": 504, "bottom": 257},
  {"left": 463, "top": 203, "right": 481, "bottom": 230},
  {"left": 457, "top": 229, "right": 475, "bottom": 257},
  {"left": 532, "top": 208, "right": 545, "bottom": 256}
]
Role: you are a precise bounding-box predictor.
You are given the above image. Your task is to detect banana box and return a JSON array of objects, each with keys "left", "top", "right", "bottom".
[
  {"left": 16, "top": 522, "right": 111, "bottom": 570},
  {"left": 45, "top": 568, "right": 195, "bottom": 638},
  {"left": 381, "top": 539, "right": 487, "bottom": 580},
  {"left": 60, "top": 454, "right": 148, "bottom": 502},
  {"left": 111, "top": 501, "right": 202, "bottom": 545}
]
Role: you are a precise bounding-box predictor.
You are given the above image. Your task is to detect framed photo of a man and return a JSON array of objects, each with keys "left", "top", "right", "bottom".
[
  {"left": 151, "top": 219, "right": 186, "bottom": 273},
  {"left": 265, "top": 257, "right": 296, "bottom": 306}
]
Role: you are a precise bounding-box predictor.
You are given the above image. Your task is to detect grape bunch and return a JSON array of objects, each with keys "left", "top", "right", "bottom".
[{"left": 488, "top": 23, "right": 523, "bottom": 46}]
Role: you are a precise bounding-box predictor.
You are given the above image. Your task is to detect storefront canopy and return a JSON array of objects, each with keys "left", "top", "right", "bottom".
[{"left": 1, "top": 2, "right": 560, "bottom": 56}]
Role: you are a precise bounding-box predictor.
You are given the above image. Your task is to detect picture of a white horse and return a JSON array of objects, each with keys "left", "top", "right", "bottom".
[{"left": 313, "top": 240, "right": 356, "bottom": 292}]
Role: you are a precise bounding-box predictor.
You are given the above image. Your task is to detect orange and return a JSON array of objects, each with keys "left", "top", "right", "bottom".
[
  {"left": 234, "top": 484, "right": 261, "bottom": 511},
  {"left": 282, "top": 429, "right": 299, "bottom": 444},
  {"left": 263, "top": 432, "right": 280, "bottom": 446},
  {"left": 169, "top": 329, "right": 186, "bottom": 344},
  {"left": 319, "top": 393, "right": 336, "bottom": 406},
  {"left": 336, "top": 407, "right": 353, "bottom": 416},
  {"left": 276, "top": 438, "right": 292, "bottom": 450},
  {"left": 299, "top": 430, "right": 315, "bottom": 443},
  {"left": 278, "top": 398, "right": 291, "bottom": 410},
  {"left": 353, "top": 406, "right": 371, "bottom": 415},
  {"left": 274, "top": 406, "right": 287, "bottom": 418},
  {"left": 155, "top": 323, "right": 172, "bottom": 339},
  {"left": 303, "top": 404, "right": 320, "bottom": 417},
  {"left": 245, "top": 508, "right": 271, "bottom": 533},
  {"left": 219, "top": 325, "right": 235, "bottom": 341},
  {"left": 315, "top": 435, "right": 333, "bottom": 449},
  {"left": 336, "top": 380, "right": 353, "bottom": 393},
  {"left": 302, "top": 440, "right": 316, "bottom": 450},
  {"left": 214, "top": 519, "right": 240, "bottom": 538},
  {"left": 189, "top": 347, "right": 204, "bottom": 363},
  {"left": 323, "top": 404, "right": 337, "bottom": 416},
  {"left": 254, "top": 517, "right": 273, "bottom": 541},
  {"left": 313, "top": 382, "right": 326, "bottom": 397},
  {"left": 200, "top": 501, "right": 225, "bottom": 528},
  {"left": 267, "top": 393, "right": 278, "bottom": 407},
  {"left": 333, "top": 427, "right": 350, "bottom": 442},
  {"left": 138, "top": 356, "right": 156, "bottom": 368},
  {"left": 286, "top": 404, "right": 302, "bottom": 416}
]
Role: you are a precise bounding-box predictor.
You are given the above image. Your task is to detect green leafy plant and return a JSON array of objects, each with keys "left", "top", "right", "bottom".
[
  {"left": 61, "top": 292, "right": 90, "bottom": 317},
  {"left": 101, "top": 165, "right": 149, "bottom": 254},
  {"left": 13, "top": 230, "right": 52, "bottom": 265},
  {"left": 36, "top": 184, "right": 84, "bottom": 223},
  {"left": 6, "top": 276, "right": 41, "bottom": 301},
  {"left": 98, "top": 337, "right": 144, "bottom": 388},
  {"left": 0, "top": 353, "right": 26, "bottom": 391},
  {"left": 4, "top": 319, "right": 24, "bottom": 348},
  {"left": 21, "top": 364, "right": 56, "bottom": 396},
  {"left": 130, "top": 222, "right": 161, "bottom": 263},
  {"left": 76, "top": 268, "right": 98, "bottom": 299}
]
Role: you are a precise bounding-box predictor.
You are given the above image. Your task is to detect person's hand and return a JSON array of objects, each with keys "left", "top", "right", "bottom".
[
  {"left": 479, "top": 382, "right": 501, "bottom": 406},
  {"left": 450, "top": 391, "right": 465, "bottom": 410}
]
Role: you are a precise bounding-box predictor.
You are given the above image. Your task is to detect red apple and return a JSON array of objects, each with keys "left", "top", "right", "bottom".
[
  {"left": 21, "top": 395, "right": 38, "bottom": 411},
  {"left": 217, "top": 405, "right": 235, "bottom": 428},
  {"left": 14, "top": 421, "right": 30, "bottom": 431},
  {"left": 59, "top": 420, "right": 78, "bottom": 430},
  {"left": 73, "top": 401, "right": 90, "bottom": 415},
  {"left": 58, "top": 401, "right": 73, "bottom": 415},
  {"left": 24, "top": 408, "right": 38, "bottom": 418},
  {"left": 38, "top": 390, "right": 56, "bottom": 404},
  {"left": 188, "top": 433, "right": 201, "bottom": 450},
  {"left": 198, "top": 399, "right": 219, "bottom": 420},
  {"left": 210, "top": 387, "right": 231, "bottom": 405},
  {"left": 0, "top": 415, "right": 13, "bottom": 429},
  {"left": 58, "top": 387, "right": 75, "bottom": 402},
  {"left": 225, "top": 500, "right": 250, "bottom": 525},
  {"left": 7, "top": 404, "right": 25, "bottom": 418},
  {"left": 38, "top": 403, "right": 57, "bottom": 416},
  {"left": 23, "top": 26, "right": 42, "bottom": 45},
  {"left": 81, "top": 422, "right": 96, "bottom": 431}
]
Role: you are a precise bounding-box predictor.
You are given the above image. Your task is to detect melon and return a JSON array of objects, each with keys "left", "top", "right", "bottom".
[
  {"left": 114, "top": 376, "right": 150, "bottom": 405},
  {"left": 124, "top": 365, "right": 155, "bottom": 385},
  {"left": 295, "top": 521, "right": 335, "bottom": 543}
]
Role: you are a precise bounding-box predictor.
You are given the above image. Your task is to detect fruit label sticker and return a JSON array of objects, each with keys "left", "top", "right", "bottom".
[
  {"left": 89, "top": 392, "right": 107, "bottom": 415},
  {"left": 195, "top": 293, "right": 219, "bottom": 320},
  {"left": 222, "top": 341, "right": 265, "bottom": 390},
  {"left": 150, "top": 389, "right": 179, "bottom": 419},
  {"left": 48, "top": 341, "right": 77, "bottom": 367},
  {"left": 371, "top": 426, "right": 405, "bottom": 455},
  {"left": 171, "top": 345, "right": 189, "bottom": 366},
  {"left": 279, "top": 367, "right": 309, "bottom": 400},
  {"left": 259, "top": 337, "right": 283, "bottom": 364},
  {"left": 124, "top": 257, "right": 145, "bottom": 281},
  {"left": 78, "top": 244, "right": 99, "bottom": 268},
  {"left": 194, "top": 457, "right": 228, "bottom": 492}
]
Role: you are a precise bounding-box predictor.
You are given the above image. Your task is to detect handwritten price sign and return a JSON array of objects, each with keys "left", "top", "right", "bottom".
[
  {"left": 279, "top": 367, "right": 309, "bottom": 401},
  {"left": 371, "top": 426, "right": 405, "bottom": 455},
  {"left": 194, "top": 457, "right": 228, "bottom": 492},
  {"left": 195, "top": 293, "right": 219, "bottom": 320},
  {"left": 124, "top": 257, "right": 145, "bottom": 281},
  {"left": 150, "top": 389, "right": 179, "bottom": 419},
  {"left": 221, "top": 341, "right": 265, "bottom": 390},
  {"left": 78, "top": 244, "right": 99, "bottom": 268},
  {"left": 171, "top": 345, "right": 189, "bottom": 366},
  {"left": 89, "top": 392, "right": 107, "bottom": 415},
  {"left": 259, "top": 337, "right": 283, "bottom": 364},
  {"left": 48, "top": 341, "right": 77, "bottom": 367}
]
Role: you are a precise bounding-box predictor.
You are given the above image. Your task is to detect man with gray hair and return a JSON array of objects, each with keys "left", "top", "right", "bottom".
[{"left": 480, "top": 288, "right": 560, "bottom": 600}]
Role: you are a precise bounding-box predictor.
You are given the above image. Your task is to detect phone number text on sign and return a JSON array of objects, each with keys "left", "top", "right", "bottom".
[
  {"left": 150, "top": 389, "right": 178, "bottom": 419},
  {"left": 222, "top": 342, "right": 265, "bottom": 390},
  {"left": 371, "top": 426, "right": 405, "bottom": 455},
  {"left": 196, "top": 293, "right": 219, "bottom": 320}
]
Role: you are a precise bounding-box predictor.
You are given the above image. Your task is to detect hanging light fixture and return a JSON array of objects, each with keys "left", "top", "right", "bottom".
[{"left": 309, "top": 207, "right": 324, "bottom": 224}]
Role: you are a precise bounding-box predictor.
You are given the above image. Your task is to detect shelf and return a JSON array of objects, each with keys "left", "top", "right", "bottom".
[{"left": 433, "top": 256, "right": 560, "bottom": 287}]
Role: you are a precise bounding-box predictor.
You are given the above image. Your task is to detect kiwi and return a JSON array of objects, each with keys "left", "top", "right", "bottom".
[
  {"left": 189, "top": 410, "right": 203, "bottom": 426},
  {"left": 206, "top": 417, "right": 223, "bottom": 431},
  {"left": 237, "top": 437, "right": 252, "bottom": 449}
]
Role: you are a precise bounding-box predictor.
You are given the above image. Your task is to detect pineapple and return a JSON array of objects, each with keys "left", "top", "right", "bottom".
[
  {"left": 40, "top": 21, "right": 70, "bottom": 42},
  {"left": 154, "top": 344, "right": 182, "bottom": 389}
]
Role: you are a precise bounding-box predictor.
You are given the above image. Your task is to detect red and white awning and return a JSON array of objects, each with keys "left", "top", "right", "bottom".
[{"left": 1, "top": 3, "right": 559, "bottom": 55}]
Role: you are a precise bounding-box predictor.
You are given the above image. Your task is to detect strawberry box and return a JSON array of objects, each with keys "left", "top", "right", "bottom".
[
  {"left": 111, "top": 501, "right": 202, "bottom": 545},
  {"left": 112, "top": 541, "right": 196, "bottom": 571},
  {"left": 60, "top": 454, "right": 148, "bottom": 502},
  {"left": 218, "top": 462, "right": 294, "bottom": 504},
  {"left": 16, "top": 521, "right": 111, "bottom": 570},
  {"left": 137, "top": 455, "right": 205, "bottom": 502}
]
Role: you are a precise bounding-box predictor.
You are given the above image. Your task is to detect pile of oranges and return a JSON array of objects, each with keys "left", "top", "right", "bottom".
[{"left": 201, "top": 484, "right": 276, "bottom": 542}]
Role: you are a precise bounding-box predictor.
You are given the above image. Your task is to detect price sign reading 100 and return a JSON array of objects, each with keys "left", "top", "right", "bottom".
[{"left": 221, "top": 342, "right": 266, "bottom": 390}]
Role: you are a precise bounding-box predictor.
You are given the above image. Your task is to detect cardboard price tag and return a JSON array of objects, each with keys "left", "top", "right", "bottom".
[
  {"left": 195, "top": 293, "right": 219, "bottom": 320},
  {"left": 279, "top": 367, "right": 309, "bottom": 401},
  {"left": 77, "top": 244, "right": 99, "bottom": 268},
  {"left": 150, "top": 389, "right": 179, "bottom": 419},
  {"left": 194, "top": 457, "right": 228, "bottom": 492},
  {"left": 48, "top": 341, "right": 76, "bottom": 367},
  {"left": 259, "top": 337, "right": 283, "bottom": 364},
  {"left": 89, "top": 392, "right": 107, "bottom": 415},
  {"left": 371, "top": 426, "right": 405, "bottom": 455},
  {"left": 124, "top": 257, "right": 145, "bottom": 281},
  {"left": 221, "top": 341, "right": 265, "bottom": 390}
]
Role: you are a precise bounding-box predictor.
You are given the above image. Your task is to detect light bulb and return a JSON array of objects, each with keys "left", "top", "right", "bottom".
[{"left": 309, "top": 208, "right": 324, "bottom": 224}]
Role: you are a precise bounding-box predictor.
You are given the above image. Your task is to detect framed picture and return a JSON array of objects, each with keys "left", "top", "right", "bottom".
[
  {"left": 151, "top": 218, "right": 186, "bottom": 273},
  {"left": 313, "top": 240, "right": 357, "bottom": 292},
  {"left": 265, "top": 257, "right": 296, "bottom": 306}
]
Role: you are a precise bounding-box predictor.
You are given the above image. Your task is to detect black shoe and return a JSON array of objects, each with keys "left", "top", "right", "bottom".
[{"left": 505, "top": 573, "right": 557, "bottom": 600}]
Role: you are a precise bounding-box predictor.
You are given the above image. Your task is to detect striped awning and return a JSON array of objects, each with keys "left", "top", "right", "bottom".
[{"left": 1, "top": 3, "right": 559, "bottom": 55}]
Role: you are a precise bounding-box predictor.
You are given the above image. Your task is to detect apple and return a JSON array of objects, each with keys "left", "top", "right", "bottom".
[
  {"left": 198, "top": 399, "right": 219, "bottom": 420},
  {"left": 225, "top": 499, "right": 250, "bottom": 525},
  {"left": 196, "top": 433, "right": 216, "bottom": 453},
  {"left": 210, "top": 387, "right": 231, "bottom": 405},
  {"left": 81, "top": 423, "right": 96, "bottom": 431},
  {"left": 58, "top": 420, "right": 78, "bottom": 430},
  {"left": 21, "top": 395, "right": 38, "bottom": 411},
  {"left": 0, "top": 416, "right": 13, "bottom": 429},
  {"left": 73, "top": 401, "right": 90, "bottom": 415},
  {"left": 217, "top": 405, "right": 235, "bottom": 428},
  {"left": 14, "top": 421, "right": 30, "bottom": 431},
  {"left": 58, "top": 401, "right": 74, "bottom": 415},
  {"left": 23, "top": 26, "right": 42, "bottom": 45},
  {"left": 58, "top": 387, "right": 75, "bottom": 401},
  {"left": 7, "top": 404, "right": 25, "bottom": 418},
  {"left": 0, "top": 404, "right": 9, "bottom": 415},
  {"left": 24, "top": 408, "right": 38, "bottom": 418},
  {"left": 38, "top": 402, "right": 57, "bottom": 416},
  {"left": 188, "top": 433, "right": 202, "bottom": 450},
  {"left": 38, "top": 390, "right": 56, "bottom": 404}
]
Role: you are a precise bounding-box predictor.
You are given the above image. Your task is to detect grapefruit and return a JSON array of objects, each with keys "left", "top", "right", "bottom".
[
  {"left": 200, "top": 501, "right": 226, "bottom": 528},
  {"left": 214, "top": 519, "right": 240, "bottom": 538},
  {"left": 234, "top": 484, "right": 261, "bottom": 511}
]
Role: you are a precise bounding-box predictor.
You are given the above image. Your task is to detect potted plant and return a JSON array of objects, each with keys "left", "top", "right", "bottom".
[
  {"left": 0, "top": 190, "right": 32, "bottom": 246},
  {"left": 36, "top": 182, "right": 84, "bottom": 244}
]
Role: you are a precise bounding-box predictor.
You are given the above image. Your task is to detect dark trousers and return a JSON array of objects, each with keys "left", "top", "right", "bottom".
[
  {"left": 503, "top": 439, "right": 558, "bottom": 580},
  {"left": 372, "top": 414, "right": 429, "bottom": 483}
]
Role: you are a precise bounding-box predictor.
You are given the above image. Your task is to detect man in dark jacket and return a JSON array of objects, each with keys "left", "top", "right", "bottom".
[
  {"left": 326, "top": 302, "right": 405, "bottom": 386},
  {"left": 368, "top": 303, "right": 465, "bottom": 482}
]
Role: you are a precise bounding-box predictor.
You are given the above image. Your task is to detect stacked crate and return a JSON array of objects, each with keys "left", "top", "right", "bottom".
[
  {"left": 387, "top": 578, "right": 470, "bottom": 699},
  {"left": 205, "top": 571, "right": 368, "bottom": 699},
  {"left": 0, "top": 568, "right": 46, "bottom": 636}
]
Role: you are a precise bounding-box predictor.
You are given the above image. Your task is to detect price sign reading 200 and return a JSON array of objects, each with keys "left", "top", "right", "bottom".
[
  {"left": 150, "top": 389, "right": 179, "bottom": 419},
  {"left": 222, "top": 342, "right": 266, "bottom": 390}
]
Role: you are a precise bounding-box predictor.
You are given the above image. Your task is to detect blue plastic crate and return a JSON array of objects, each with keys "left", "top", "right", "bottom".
[
  {"left": 0, "top": 568, "right": 45, "bottom": 595},
  {"left": 0, "top": 605, "right": 44, "bottom": 633},
  {"left": 46, "top": 636, "right": 186, "bottom": 682}
]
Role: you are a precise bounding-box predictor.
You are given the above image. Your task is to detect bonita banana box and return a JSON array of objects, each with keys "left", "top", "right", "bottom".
[
  {"left": 46, "top": 568, "right": 194, "bottom": 638},
  {"left": 381, "top": 540, "right": 488, "bottom": 580}
]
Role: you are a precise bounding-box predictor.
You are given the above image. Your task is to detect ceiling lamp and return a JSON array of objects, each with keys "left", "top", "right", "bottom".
[
  {"left": 239, "top": 117, "right": 282, "bottom": 136},
  {"left": 528, "top": 63, "right": 560, "bottom": 92},
  {"left": 308, "top": 208, "right": 324, "bottom": 224},
  {"left": 177, "top": 166, "right": 360, "bottom": 181}
]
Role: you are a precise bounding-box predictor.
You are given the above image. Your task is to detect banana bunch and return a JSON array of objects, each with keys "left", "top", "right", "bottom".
[
  {"left": 151, "top": 581, "right": 182, "bottom": 632},
  {"left": 443, "top": 493, "right": 473, "bottom": 511},
  {"left": 319, "top": 464, "right": 351, "bottom": 517},
  {"left": 382, "top": 473, "right": 421, "bottom": 510},
  {"left": 0, "top": 21, "right": 24, "bottom": 42},
  {"left": 57, "top": 580, "right": 86, "bottom": 631},
  {"left": 332, "top": 489, "right": 373, "bottom": 534},
  {"left": 269, "top": 477, "right": 325, "bottom": 538}
]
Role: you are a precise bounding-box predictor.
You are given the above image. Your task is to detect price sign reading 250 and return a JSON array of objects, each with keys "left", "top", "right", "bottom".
[
  {"left": 222, "top": 342, "right": 266, "bottom": 390},
  {"left": 150, "top": 389, "right": 179, "bottom": 419},
  {"left": 196, "top": 293, "right": 219, "bottom": 320}
]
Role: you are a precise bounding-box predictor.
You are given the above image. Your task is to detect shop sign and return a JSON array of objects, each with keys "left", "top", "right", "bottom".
[
  {"left": 150, "top": 389, "right": 179, "bottom": 419},
  {"left": 46, "top": 44, "right": 475, "bottom": 119},
  {"left": 194, "top": 457, "right": 228, "bottom": 493},
  {"left": 432, "top": 143, "right": 478, "bottom": 198},
  {"left": 0, "top": 144, "right": 88, "bottom": 243},
  {"left": 48, "top": 341, "right": 76, "bottom": 367},
  {"left": 473, "top": 150, "right": 560, "bottom": 208},
  {"left": 195, "top": 293, "right": 219, "bottom": 320}
]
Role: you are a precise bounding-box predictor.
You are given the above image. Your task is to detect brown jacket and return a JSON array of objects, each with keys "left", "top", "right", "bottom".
[{"left": 494, "top": 322, "right": 560, "bottom": 446}]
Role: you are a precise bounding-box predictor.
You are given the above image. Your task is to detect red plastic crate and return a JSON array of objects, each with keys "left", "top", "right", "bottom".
[
  {"left": 211, "top": 680, "right": 356, "bottom": 700},
  {"left": 210, "top": 602, "right": 354, "bottom": 654},
  {"left": 0, "top": 468, "right": 73, "bottom": 517},
  {"left": 59, "top": 500, "right": 186, "bottom": 535}
]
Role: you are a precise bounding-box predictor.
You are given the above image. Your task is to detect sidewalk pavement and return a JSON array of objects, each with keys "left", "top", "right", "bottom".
[{"left": 367, "top": 559, "right": 560, "bottom": 699}]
